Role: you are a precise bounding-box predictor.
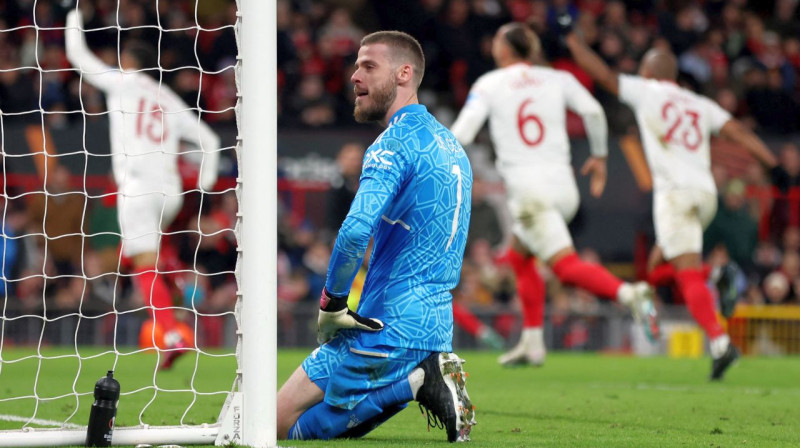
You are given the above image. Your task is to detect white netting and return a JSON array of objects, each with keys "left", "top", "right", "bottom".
[{"left": 0, "top": 0, "right": 241, "bottom": 444}]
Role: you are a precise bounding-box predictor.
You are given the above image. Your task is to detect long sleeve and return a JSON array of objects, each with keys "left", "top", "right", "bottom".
[
  {"left": 194, "top": 120, "right": 220, "bottom": 191},
  {"left": 173, "top": 95, "right": 221, "bottom": 191},
  {"left": 65, "top": 11, "right": 119, "bottom": 93},
  {"left": 451, "top": 79, "right": 491, "bottom": 146},
  {"left": 563, "top": 74, "right": 608, "bottom": 158},
  {"left": 325, "top": 137, "right": 409, "bottom": 296}
]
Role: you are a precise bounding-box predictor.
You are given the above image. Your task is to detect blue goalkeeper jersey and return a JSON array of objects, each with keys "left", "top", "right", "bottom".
[{"left": 325, "top": 104, "right": 472, "bottom": 352}]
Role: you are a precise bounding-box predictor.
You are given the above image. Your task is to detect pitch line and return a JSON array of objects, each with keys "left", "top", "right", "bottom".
[
  {"left": 589, "top": 382, "right": 800, "bottom": 396},
  {"left": 0, "top": 413, "right": 82, "bottom": 428}
]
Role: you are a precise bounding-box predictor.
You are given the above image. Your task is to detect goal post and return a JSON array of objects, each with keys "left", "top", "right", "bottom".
[
  {"left": 238, "top": 0, "right": 278, "bottom": 445},
  {"left": 0, "top": 0, "right": 276, "bottom": 446}
]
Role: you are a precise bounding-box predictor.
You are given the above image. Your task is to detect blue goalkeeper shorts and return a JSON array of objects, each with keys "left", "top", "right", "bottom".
[{"left": 302, "top": 331, "right": 431, "bottom": 410}]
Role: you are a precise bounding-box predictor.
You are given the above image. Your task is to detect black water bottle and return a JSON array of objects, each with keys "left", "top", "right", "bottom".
[{"left": 86, "top": 370, "right": 120, "bottom": 447}]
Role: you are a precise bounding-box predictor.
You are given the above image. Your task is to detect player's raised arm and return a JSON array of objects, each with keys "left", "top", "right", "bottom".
[
  {"left": 451, "top": 80, "right": 491, "bottom": 146},
  {"left": 564, "top": 32, "right": 619, "bottom": 97},
  {"left": 65, "top": 10, "right": 118, "bottom": 92}
]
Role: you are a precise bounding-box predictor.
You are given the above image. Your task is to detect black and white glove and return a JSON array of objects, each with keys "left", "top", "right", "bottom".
[{"left": 317, "top": 288, "right": 384, "bottom": 344}]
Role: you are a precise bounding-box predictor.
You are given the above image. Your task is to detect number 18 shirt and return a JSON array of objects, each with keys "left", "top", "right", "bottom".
[
  {"left": 618, "top": 74, "right": 731, "bottom": 195},
  {"left": 65, "top": 11, "right": 219, "bottom": 196}
]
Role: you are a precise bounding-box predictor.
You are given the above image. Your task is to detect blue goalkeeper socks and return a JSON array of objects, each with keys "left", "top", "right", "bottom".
[{"left": 288, "top": 378, "right": 413, "bottom": 440}]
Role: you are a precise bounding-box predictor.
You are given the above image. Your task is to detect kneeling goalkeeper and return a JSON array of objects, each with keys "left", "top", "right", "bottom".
[{"left": 277, "top": 31, "right": 475, "bottom": 443}]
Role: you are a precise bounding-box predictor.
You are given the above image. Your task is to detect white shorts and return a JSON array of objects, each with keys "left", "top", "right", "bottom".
[
  {"left": 117, "top": 188, "right": 183, "bottom": 257},
  {"left": 653, "top": 189, "right": 717, "bottom": 260},
  {"left": 505, "top": 177, "right": 579, "bottom": 261}
]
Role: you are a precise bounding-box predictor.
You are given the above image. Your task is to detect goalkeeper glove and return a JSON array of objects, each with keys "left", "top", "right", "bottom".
[{"left": 317, "top": 288, "right": 383, "bottom": 344}]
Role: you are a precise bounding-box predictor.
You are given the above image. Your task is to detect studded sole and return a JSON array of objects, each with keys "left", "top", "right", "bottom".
[{"left": 440, "top": 353, "right": 475, "bottom": 442}]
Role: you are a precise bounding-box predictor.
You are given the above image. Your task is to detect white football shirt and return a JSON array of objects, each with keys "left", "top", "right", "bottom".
[
  {"left": 65, "top": 12, "right": 220, "bottom": 196},
  {"left": 451, "top": 63, "right": 608, "bottom": 183},
  {"left": 618, "top": 74, "right": 731, "bottom": 194}
]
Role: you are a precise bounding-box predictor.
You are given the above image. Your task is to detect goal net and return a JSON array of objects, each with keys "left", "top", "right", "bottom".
[{"left": 0, "top": 0, "right": 275, "bottom": 446}]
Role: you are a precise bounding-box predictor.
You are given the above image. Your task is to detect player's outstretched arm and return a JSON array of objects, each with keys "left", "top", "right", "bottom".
[
  {"left": 718, "top": 119, "right": 777, "bottom": 168},
  {"left": 65, "top": 10, "right": 116, "bottom": 92},
  {"left": 564, "top": 33, "right": 619, "bottom": 97},
  {"left": 718, "top": 119, "right": 785, "bottom": 189}
]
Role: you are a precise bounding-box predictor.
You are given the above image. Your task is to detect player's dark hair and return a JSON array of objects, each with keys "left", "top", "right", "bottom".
[
  {"left": 361, "top": 31, "right": 425, "bottom": 88},
  {"left": 502, "top": 23, "right": 540, "bottom": 61},
  {"left": 123, "top": 40, "right": 159, "bottom": 73}
]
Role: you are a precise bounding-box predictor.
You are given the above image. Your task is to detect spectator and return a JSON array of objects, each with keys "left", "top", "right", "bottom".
[
  {"left": 704, "top": 178, "right": 759, "bottom": 272},
  {"left": 326, "top": 142, "right": 364, "bottom": 231},
  {"left": 763, "top": 270, "right": 790, "bottom": 304},
  {"left": 769, "top": 143, "right": 800, "bottom": 239},
  {"left": 466, "top": 175, "right": 503, "bottom": 251},
  {"left": 26, "top": 164, "right": 86, "bottom": 282}
]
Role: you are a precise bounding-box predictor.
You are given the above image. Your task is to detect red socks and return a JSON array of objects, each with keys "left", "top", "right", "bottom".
[
  {"left": 551, "top": 253, "right": 622, "bottom": 300},
  {"left": 675, "top": 268, "right": 724, "bottom": 339},
  {"left": 503, "top": 248, "right": 545, "bottom": 328},
  {"left": 648, "top": 263, "right": 677, "bottom": 287},
  {"left": 135, "top": 266, "right": 177, "bottom": 331},
  {"left": 647, "top": 263, "right": 712, "bottom": 287},
  {"left": 452, "top": 302, "right": 484, "bottom": 336}
]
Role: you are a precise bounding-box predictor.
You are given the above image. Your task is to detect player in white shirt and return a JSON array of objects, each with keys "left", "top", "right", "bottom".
[
  {"left": 564, "top": 26, "right": 778, "bottom": 380},
  {"left": 65, "top": 10, "right": 220, "bottom": 369},
  {"left": 451, "top": 23, "right": 658, "bottom": 367}
]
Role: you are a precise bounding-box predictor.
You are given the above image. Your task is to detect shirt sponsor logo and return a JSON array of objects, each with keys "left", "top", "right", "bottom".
[{"left": 364, "top": 148, "right": 394, "bottom": 169}]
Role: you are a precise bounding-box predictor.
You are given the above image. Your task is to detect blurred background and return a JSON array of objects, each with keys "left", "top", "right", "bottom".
[{"left": 1, "top": 0, "right": 799, "bottom": 356}]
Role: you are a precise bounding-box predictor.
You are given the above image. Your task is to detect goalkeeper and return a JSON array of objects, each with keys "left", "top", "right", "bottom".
[
  {"left": 277, "top": 31, "right": 475, "bottom": 442},
  {"left": 65, "top": 9, "right": 220, "bottom": 369}
]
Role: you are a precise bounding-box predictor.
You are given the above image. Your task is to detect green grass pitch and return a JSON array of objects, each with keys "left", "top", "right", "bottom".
[{"left": 1, "top": 348, "right": 799, "bottom": 447}]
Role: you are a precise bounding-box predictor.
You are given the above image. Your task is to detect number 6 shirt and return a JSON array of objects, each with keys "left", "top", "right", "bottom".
[
  {"left": 451, "top": 62, "right": 608, "bottom": 185},
  {"left": 618, "top": 74, "right": 730, "bottom": 195},
  {"left": 65, "top": 11, "right": 219, "bottom": 196}
]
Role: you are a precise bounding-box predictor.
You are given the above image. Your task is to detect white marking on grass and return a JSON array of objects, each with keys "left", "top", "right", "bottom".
[
  {"left": 588, "top": 382, "right": 800, "bottom": 396},
  {"left": 0, "top": 413, "right": 82, "bottom": 428}
]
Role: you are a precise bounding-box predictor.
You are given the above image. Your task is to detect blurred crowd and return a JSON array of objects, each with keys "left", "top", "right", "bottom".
[{"left": 276, "top": 0, "right": 800, "bottom": 134}]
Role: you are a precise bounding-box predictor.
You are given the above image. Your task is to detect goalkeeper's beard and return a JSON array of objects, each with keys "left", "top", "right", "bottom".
[{"left": 354, "top": 79, "right": 397, "bottom": 124}]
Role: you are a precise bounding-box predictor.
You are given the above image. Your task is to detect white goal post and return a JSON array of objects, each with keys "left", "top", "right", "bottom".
[{"left": 0, "top": 0, "right": 276, "bottom": 446}]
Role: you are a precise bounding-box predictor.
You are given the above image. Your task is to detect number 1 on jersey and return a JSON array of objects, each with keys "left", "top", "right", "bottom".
[{"left": 445, "top": 164, "right": 463, "bottom": 251}]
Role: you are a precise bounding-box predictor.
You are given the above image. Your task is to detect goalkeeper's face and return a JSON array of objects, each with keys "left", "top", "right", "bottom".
[{"left": 352, "top": 44, "right": 398, "bottom": 124}]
